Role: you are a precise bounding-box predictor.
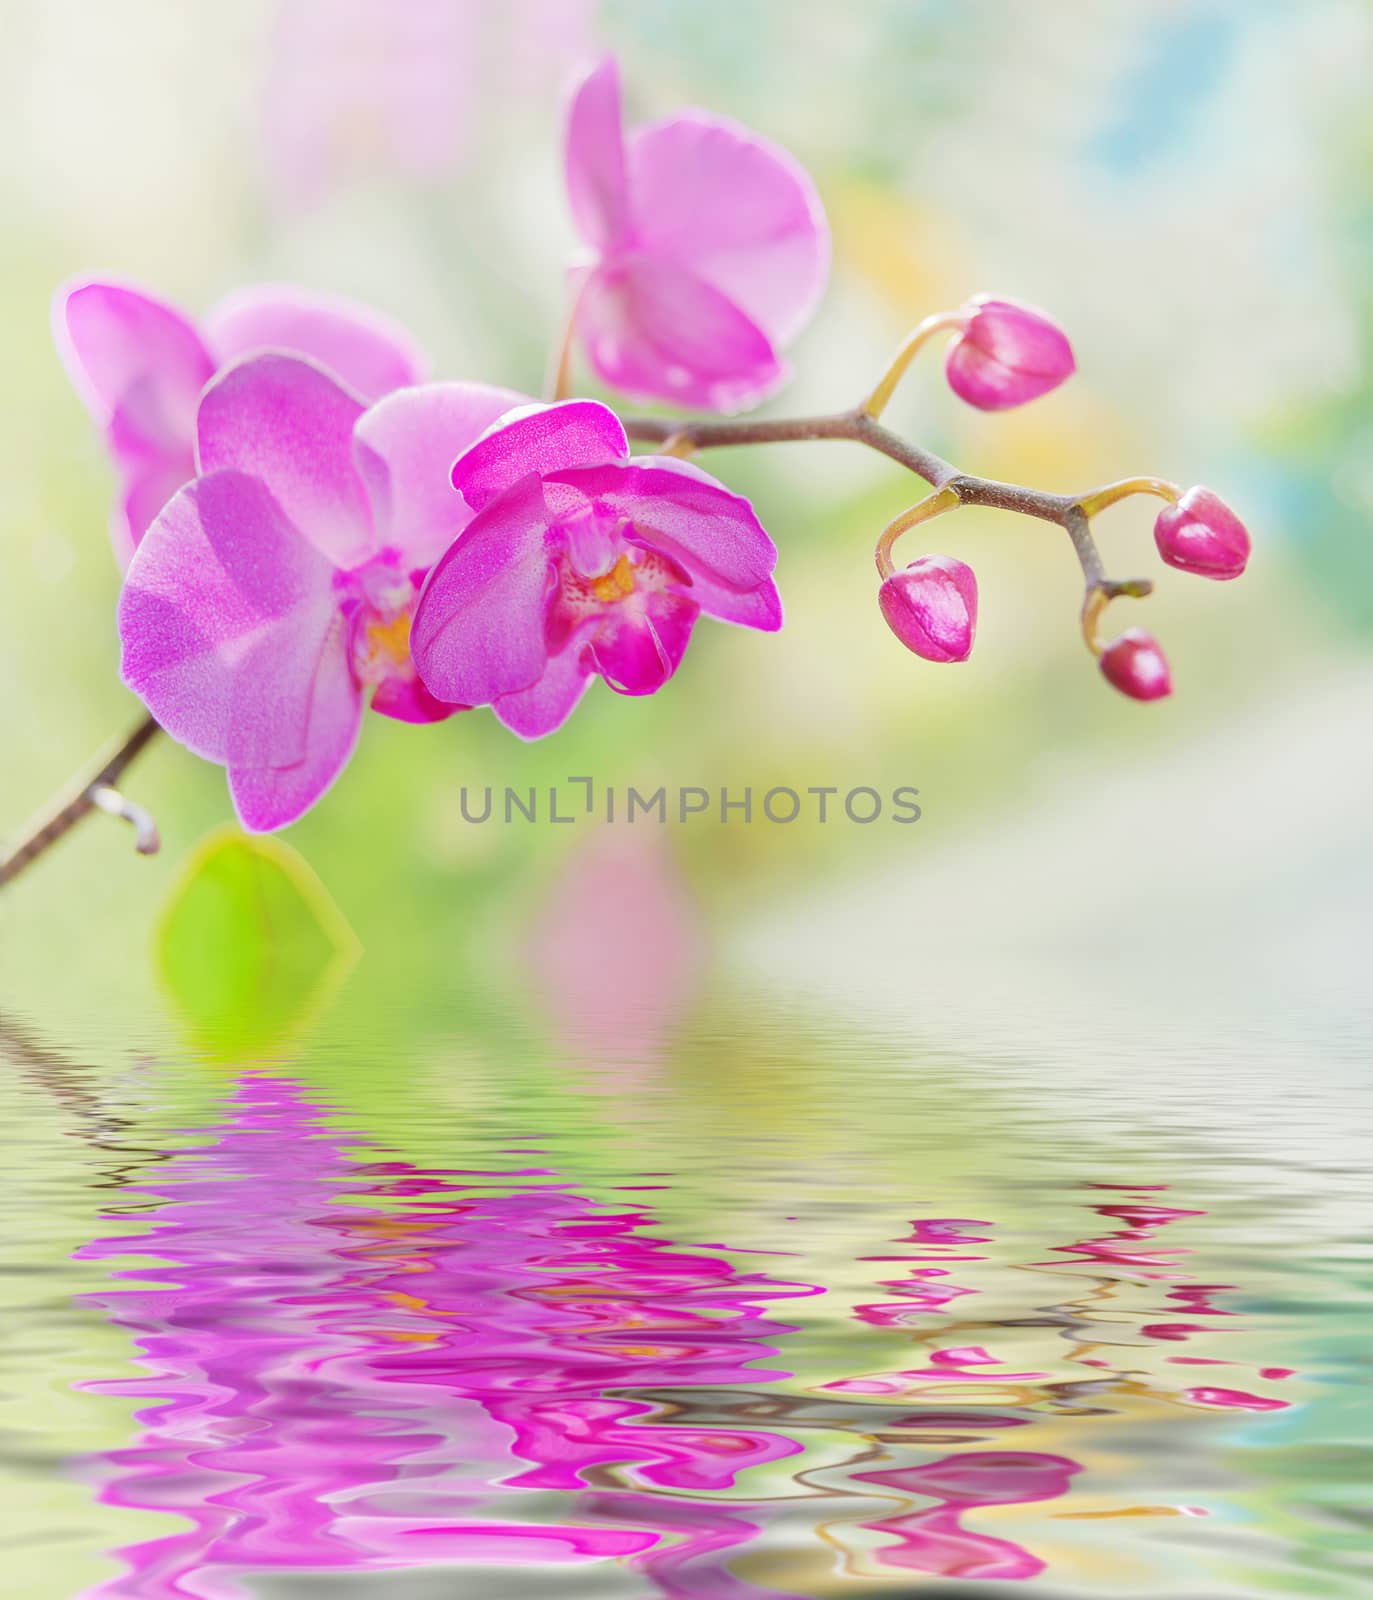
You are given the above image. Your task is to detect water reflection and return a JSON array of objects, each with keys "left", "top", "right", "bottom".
[
  {"left": 67, "top": 1071, "right": 1304, "bottom": 1597},
  {"left": 75, "top": 1076, "right": 816, "bottom": 1597}
]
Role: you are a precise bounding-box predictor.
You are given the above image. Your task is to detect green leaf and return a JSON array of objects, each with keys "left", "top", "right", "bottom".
[{"left": 157, "top": 827, "right": 360, "bottom": 1057}]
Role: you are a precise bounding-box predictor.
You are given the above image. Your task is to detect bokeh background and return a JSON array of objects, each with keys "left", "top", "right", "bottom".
[{"left": 3, "top": 5, "right": 1373, "bottom": 1597}]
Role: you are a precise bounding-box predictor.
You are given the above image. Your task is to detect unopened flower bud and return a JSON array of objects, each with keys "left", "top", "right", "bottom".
[
  {"left": 878, "top": 555, "right": 977, "bottom": 663},
  {"left": 1154, "top": 487, "right": 1250, "bottom": 580},
  {"left": 945, "top": 296, "right": 1075, "bottom": 411},
  {"left": 1099, "top": 628, "right": 1171, "bottom": 701}
]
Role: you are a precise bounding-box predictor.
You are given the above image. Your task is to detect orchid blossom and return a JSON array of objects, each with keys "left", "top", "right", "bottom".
[
  {"left": 117, "top": 356, "right": 524, "bottom": 830},
  {"left": 54, "top": 279, "right": 426, "bottom": 565},
  {"left": 561, "top": 56, "right": 829, "bottom": 411},
  {"left": 2, "top": 50, "right": 1257, "bottom": 876},
  {"left": 410, "top": 399, "right": 782, "bottom": 737}
]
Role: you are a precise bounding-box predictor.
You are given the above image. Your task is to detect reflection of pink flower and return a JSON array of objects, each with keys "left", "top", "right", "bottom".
[
  {"left": 856, "top": 1453, "right": 1082, "bottom": 1581},
  {"left": 118, "top": 360, "right": 523, "bottom": 829},
  {"left": 411, "top": 400, "right": 782, "bottom": 736},
  {"left": 54, "top": 279, "right": 425, "bottom": 565},
  {"left": 75, "top": 1077, "right": 815, "bottom": 1599},
  {"left": 563, "top": 56, "right": 829, "bottom": 411},
  {"left": 524, "top": 826, "right": 705, "bottom": 1062}
]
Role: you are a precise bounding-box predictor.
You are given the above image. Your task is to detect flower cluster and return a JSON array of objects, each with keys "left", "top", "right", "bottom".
[
  {"left": 866, "top": 298, "right": 1251, "bottom": 699},
  {"left": 49, "top": 54, "right": 1252, "bottom": 838}
]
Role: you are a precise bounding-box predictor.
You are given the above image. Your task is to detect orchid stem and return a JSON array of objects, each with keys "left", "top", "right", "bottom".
[
  {"left": 860, "top": 310, "right": 966, "bottom": 420},
  {"left": 544, "top": 275, "right": 591, "bottom": 403},
  {"left": 0, "top": 714, "right": 161, "bottom": 892},
  {"left": 1077, "top": 476, "right": 1181, "bottom": 519},
  {"left": 622, "top": 405, "right": 1154, "bottom": 662},
  {"left": 874, "top": 484, "right": 963, "bottom": 579}
]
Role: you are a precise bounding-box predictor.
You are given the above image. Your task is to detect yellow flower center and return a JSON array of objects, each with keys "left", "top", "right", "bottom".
[
  {"left": 589, "top": 553, "right": 637, "bottom": 603},
  {"left": 362, "top": 610, "right": 413, "bottom": 669}
]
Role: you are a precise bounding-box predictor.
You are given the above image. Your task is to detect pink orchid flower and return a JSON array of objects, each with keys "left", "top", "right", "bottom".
[
  {"left": 563, "top": 56, "right": 828, "bottom": 412},
  {"left": 118, "top": 355, "right": 525, "bottom": 831},
  {"left": 410, "top": 399, "right": 782, "bottom": 738},
  {"left": 53, "top": 278, "right": 427, "bottom": 566}
]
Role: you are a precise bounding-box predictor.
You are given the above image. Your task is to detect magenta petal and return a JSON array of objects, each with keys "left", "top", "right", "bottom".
[
  {"left": 577, "top": 256, "right": 783, "bottom": 412},
  {"left": 686, "top": 574, "right": 782, "bottom": 630},
  {"left": 546, "top": 456, "right": 778, "bottom": 592},
  {"left": 205, "top": 284, "right": 427, "bottom": 403},
  {"left": 54, "top": 279, "right": 213, "bottom": 453},
  {"left": 353, "top": 380, "right": 531, "bottom": 569},
  {"left": 196, "top": 354, "right": 373, "bottom": 568},
  {"left": 411, "top": 474, "right": 557, "bottom": 705},
  {"left": 589, "top": 591, "right": 700, "bottom": 695},
  {"left": 451, "top": 399, "right": 629, "bottom": 512},
  {"left": 118, "top": 470, "right": 342, "bottom": 768},
  {"left": 492, "top": 641, "right": 594, "bottom": 740},
  {"left": 370, "top": 674, "right": 464, "bottom": 725},
  {"left": 118, "top": 453, "right": 197, "bottom": 565},
  {"left": 228, "top": 621, "right": 364, "bottom": 831},
  {"left": 627, "top": 112, "right": 829, "bottom": 346},
  {"left": 564, "top": 56, "right": 631, "bottom": 252}
]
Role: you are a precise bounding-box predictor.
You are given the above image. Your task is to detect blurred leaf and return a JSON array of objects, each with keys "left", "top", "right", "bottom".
[{"left": 157, "top": 827, "right": 360, "bottom": 1057}]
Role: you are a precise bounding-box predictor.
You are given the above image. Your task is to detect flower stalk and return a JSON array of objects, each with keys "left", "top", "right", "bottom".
[
  {"left": 874, "top": 484, "right": 963, "bottom": 580},
  {"left": 860, "top": 310, "right": 966, "bottom": 420},
  {"left": 0, "top": 713, "right": 161, "bottom": 890}
]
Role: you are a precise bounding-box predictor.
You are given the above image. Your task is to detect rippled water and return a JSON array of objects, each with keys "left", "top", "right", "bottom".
[{"left": 3, "top": 997, "right": 1370, "bottom": 1600}]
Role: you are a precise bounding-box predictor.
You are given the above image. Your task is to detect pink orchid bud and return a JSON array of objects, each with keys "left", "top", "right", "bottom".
[
  {"left": 945, "top": 296, "right": 1075, "bottom": 412},
  {"left": 1153, "top": 487, "right": 1251, "bottom": 580},
  {"left": 878, "top": 556, "right": 977, "bottom": 663},
  {"left": 1099, "top": 629, "right": 1172, "bottom": 701}
]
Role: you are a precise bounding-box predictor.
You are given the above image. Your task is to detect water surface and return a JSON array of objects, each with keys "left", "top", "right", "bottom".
[{"left": 2, "top": 996, "right": 1368, "bottom": 1599}]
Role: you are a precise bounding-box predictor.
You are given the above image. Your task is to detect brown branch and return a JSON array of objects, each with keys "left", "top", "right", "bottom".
[
  {"left": 0, "top": 714, "right": 161, "bottom": 891},
  {"left": 621, "top": 404, "right": 1150, "bottom": 602}
]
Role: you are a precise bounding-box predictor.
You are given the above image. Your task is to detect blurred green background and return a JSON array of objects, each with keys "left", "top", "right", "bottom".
[{"left": 1, "top": 0, "right": 1370, "bottom": 1046}]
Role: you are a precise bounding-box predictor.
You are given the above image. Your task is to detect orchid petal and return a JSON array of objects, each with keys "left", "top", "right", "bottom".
[
  {"left": 680, "top": 571, "right": 782, "bottom": 630},
  {"left": 196, "top": 354, "right": 373, "bottom": 568},
  {"left": 627, "top": 112, "right": 829, "bottom": 346},
  {"left": 370, "top": 674, "right": 464, "bottom": 725},
  {"left": 577, "top": 257, "right": 782, "bottom": 412},
  {"left": 493, "top": 638, "right": 595, "bottom": 740},
  {"left": 564, "top": 56, "right": 631, "bottom": 251},
  {"left": 545, "top": 456, "right": 778, "bottom": 592},
  {"left": 118, "top": 453, "right": 197, "bottom": 565},
  {"left": 228, "top": 621, "right": 364, "bottom": 832},
  {"left": 53, "top": 280, "right": 213, "bottom": 456},
  {"left": 118, "top": 470, "right": 341, "bottom": 770},
  {"left": 353, "top": 381, "right": 530, "bottom": 569},
  {"left": 450, "top": 399, "right": 628, "bottom": 514},
  {"left": 589, "top": 591, "right": 699, "bottom": 695},
  {"left": 205, "top": 284, "right": 428, "bottom": 403},
  {"left": 411, "top": 474, "right": 557, "bottom": 706}
]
